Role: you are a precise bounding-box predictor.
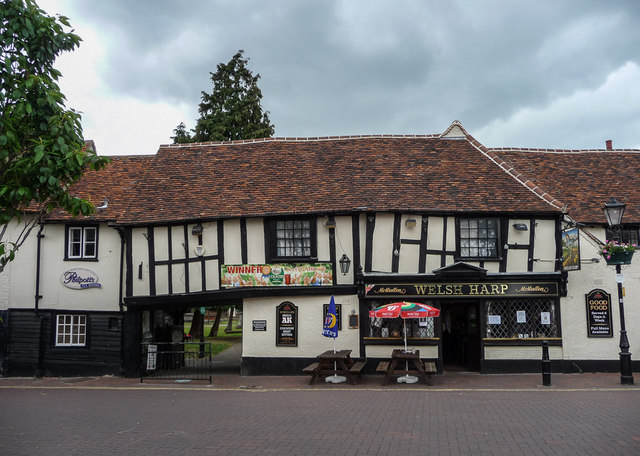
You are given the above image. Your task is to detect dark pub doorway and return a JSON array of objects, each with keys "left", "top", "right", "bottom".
[{"left": 441, "top": 301, "right": 481, "bottom": 371}]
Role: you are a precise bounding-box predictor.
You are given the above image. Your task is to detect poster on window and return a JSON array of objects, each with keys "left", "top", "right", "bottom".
[
  {"left": 562, "top": 228, "right": 581, "bottom": 271},
  {"left": 221, "top": 264, "right": 333, "bottom": 287}
]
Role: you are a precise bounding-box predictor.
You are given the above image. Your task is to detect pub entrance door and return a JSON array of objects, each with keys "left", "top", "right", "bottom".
[{"left": 441, "top": 301, "right": 481, "bottom": 371}]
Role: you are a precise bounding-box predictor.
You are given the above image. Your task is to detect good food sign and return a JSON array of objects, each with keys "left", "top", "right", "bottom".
[{"left": 61, "top": 268, "right": 102, "bottom": 290}]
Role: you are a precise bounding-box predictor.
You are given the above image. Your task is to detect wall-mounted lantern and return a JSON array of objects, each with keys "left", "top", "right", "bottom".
[{"left": 339, "top": 254, "right": 351, "bottom": 275}]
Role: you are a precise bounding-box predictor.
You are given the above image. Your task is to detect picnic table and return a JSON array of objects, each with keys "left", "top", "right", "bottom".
[
  {"left": 302, "top": 349, "right": 366, "bottom": 385},
  {"left": 377, "top": 349, "right": 435, "bottom": 385}
]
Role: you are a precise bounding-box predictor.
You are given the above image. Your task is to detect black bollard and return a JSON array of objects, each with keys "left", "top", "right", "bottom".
[{"left": 542, "top": 340, "right": 551, "bottom": 386}]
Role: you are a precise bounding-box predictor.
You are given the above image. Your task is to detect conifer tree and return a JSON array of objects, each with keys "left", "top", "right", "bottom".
[{"left": 172, "top": 50, "right": 274, "bottom": 143}]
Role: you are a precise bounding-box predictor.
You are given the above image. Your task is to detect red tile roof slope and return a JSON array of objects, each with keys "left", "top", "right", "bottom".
[
  {"left": 48, "top": 155, "right": 153, "bottom": 222},
  {"left": 50, "top": 134, "right": 561, "bottom": 224},
  {"left": 487, "top": 147, "right": 640, "bottom": 224}
]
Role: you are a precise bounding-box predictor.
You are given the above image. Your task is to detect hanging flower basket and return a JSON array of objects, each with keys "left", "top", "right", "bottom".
[
  {"left": 604, "top": 250, "right": 634, "bottom": 265},
  {"left": 599, "top": 240, "right": 636, "bottom": 265}
]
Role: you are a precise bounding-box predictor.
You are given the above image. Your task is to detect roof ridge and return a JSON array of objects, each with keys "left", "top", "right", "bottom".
[
  {"left": 488, "top": 147, "right": 640, "bottom": 154},
  {"left": 464, "top": 133, "right": 566, "bottom": 212},
  {"left": 158, "top": 134, "right": 442, "bottom": 149}
]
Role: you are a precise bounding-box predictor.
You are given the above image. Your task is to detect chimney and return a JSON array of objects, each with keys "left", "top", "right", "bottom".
[{"left": 605, "top": 140, "right": 613, "bottom": 150}]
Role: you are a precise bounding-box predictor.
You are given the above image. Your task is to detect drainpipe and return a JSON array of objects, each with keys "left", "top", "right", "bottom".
[
  {"left": 115, "top": 226, "right": 127, "bottom": 375},
  {"left": 34, "top": 224, "right": 45, "bottom": 310},
  {"left": 34, "top": 223, "right": 45, "bottom": 377}
]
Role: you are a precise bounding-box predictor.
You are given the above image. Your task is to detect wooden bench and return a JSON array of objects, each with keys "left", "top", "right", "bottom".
[
  {"left": 424, "top": 361, "right": 437, "bottom": 374},
  {"left": 376, "top": 361, "right": 390, "bottom": 373},
  {"left": 302, "top": 362, "right": 319, "bottom": 374},
  {"left": 349, "top": 361, "right": 366, "bottom": 375}
]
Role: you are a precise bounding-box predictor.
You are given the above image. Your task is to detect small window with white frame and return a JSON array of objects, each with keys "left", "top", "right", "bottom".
[
  {"left": 55, "top": 314, "right": 87, "bottom": 346},
  {"left": 66, "top": 226, "right": 98, "bottom": 259}
]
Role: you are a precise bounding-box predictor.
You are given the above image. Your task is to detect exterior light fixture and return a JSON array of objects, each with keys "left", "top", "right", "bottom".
[
  {"left": 405, "top": 218, "right": 417, "bottom": 228},
  {"left": 325, "top": 216, "right": 336, "bottom": 229},
  {"left": 339, "top": 254, "right": 351, "bottom": 275},
  {"left": 192, "top": 224, "right": 203, "bottom": 236},
  {"left": 602, "top": 197, "right": 634, "bottom": 385},
  {"left": 513, "top": 223, "right": 528, "bottom": 231},
  {"left": 603, "top": 197, "right": 625, "bottom": 232}
]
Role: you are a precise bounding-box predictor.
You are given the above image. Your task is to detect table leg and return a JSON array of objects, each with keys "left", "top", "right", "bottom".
[
  {"left": 384, "top": 358, "right": 399, "bottom": 386},
  {"left": 338, "top": 360, "right": 356, "bottom": 385},
  {"left": 413, "top": 360, "right": 432, "bottom": 385},
  {"left": 309, "top": 360, "right": 325, "bottom": 385}
]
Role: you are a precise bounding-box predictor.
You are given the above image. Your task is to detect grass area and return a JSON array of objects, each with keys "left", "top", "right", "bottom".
[{"left": 183, "top": 320, "right": 242, "bottom": 356}]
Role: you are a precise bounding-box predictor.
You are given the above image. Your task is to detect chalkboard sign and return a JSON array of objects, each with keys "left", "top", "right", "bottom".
[
  {"left": 585, "top": 289, "right": 613, "bottom": 338},
  {"left": 276, "top": 302, "right": 298, "bottom": 346},
  {"left": 252, "top": 320, "right": 267, "bottom": 331}
]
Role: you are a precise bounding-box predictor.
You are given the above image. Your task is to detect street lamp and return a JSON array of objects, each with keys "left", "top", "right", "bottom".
[{"left": 603, "top": 197, "right": 634, "bottom": 385}]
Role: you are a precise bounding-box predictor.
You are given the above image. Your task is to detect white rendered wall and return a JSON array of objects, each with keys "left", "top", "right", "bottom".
[
  {"left": 371, "top": 213, "right": 394, "bottom": 272},
  {"left": 4, "top": 222, "right": 121, "bottom": 311},
  {"left": 246, "top": 218, "right": 265, "bottom": 264},
  {"left": 242, "top": 294, "right": 360, "bottom": 358},
  {"left": 398, "top": 214, "right": 421, "bottom": 273},
  {"left": 560, "top": 226, "right": 640, "bottom": 361},
  {"left": 365, "top": 345, "right": 438, "bottom": 359},
  {"left": 484, "top": 346, "right": 563, "bottom": 359}
]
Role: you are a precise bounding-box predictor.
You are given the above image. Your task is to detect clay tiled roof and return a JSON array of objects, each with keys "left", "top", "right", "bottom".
[
  {"left": 486, "top": 147, "right": 640, "bottom": 224},
  {"left": 48, "top": 130, "right": 563, "bottom": 225},
  {"left": 47, "top": 154, "right": 153, "bottom": 222}
]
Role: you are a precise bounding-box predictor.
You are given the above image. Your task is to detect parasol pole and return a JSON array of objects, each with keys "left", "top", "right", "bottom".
[
  {"left": 403, "top": 319, "right": 410, "bottom": 375},
  {"left": 333, "top": 337, "right": 337, "bottom": 377},
  {"left": 403, "top": 319, "right": 408, "bottom": 352}
]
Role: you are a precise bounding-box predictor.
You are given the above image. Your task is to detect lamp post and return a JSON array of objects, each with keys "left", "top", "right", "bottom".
[{"left": 603, "top": 197, "right": 634, "bottom": 385}]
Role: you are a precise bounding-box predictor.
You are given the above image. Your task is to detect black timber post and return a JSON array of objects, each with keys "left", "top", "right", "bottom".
[{"left": 542, "top": 340, "right": 551, "bottom": 386}]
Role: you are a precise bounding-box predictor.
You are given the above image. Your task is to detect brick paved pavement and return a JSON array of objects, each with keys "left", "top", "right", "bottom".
[{"left": 1, "top": 373, "right": 639, "bottom": 456}]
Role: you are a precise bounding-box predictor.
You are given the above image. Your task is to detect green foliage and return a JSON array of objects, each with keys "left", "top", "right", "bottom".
[
  {"left": 173, "top": 50, "right": 275, "bottom": 143},
  {"left": 0, "top": 0, "right": 110, "bottom": 270},
  {"left": 171, "top": 121, "right": 192, "bottom": 144}
]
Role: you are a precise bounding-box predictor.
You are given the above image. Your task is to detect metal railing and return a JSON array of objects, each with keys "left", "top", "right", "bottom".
[{"left": 140, "top": 342, "right": 212, "bottom": 384}]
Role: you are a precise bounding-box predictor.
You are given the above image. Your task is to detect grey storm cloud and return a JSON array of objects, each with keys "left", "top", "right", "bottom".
[{"left": 52, "top": 0, "right": 640, "bottom": 149}]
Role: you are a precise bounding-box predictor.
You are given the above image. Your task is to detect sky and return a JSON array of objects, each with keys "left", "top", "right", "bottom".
[{"left": 38, "top": 0, "right": 640, "bottom": 156}]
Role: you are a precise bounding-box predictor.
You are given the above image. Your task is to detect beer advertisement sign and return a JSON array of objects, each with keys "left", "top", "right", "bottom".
[{"left": 221, "top": 264, "right": 332, "bottom": 287}]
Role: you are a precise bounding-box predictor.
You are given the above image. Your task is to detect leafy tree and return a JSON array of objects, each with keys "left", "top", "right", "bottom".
[
  {"left": 171, "top": 121, "right": 192, "bottom": 144},
  {"left": 0, "top": 0, "right": 109, "bottom": 272},
  {"left": 173, "top": 50, "right": 275, "bottom": 143}
]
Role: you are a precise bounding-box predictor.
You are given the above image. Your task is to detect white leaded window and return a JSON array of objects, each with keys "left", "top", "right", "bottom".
[
  {"left": 269, "top": 218, "right": 317, "bottom": 261},
  {"left": 67, "top": 226, "right": 97, "bottom": 259},
  {"left": 458, "top": 218, "right": 500, "bottom": 259},
  {"left": 55, "top": 314, "right": 87, "bottom": 346}
]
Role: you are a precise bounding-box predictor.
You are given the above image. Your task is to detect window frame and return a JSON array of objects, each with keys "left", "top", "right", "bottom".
[
  {"left": 54, "top": 314, "right": 88, "bottom": 347},
  {"left": 65, "top": 225, "right": 99, "bottom": 260},
  {"left": 484, "top": 298, "right": 560, "bottom": 340},
  {"left": 456, "top": 217, "right": 502, "bottom": 261},
  {"left": 605, "top": 227, "right": 639, "bottom": 245},
  {"left": 266, "top": 217, "right": 317, "bottom": 262},
  {"left": 366, "top": 301, "right": 437, "bottom": 340}
]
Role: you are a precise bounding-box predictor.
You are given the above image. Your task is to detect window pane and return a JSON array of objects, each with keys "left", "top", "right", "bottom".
[
  {"left": 274, "top": 219, "right": 313, "bottom": 258},
  {"left": 459, "top": 218, "right": 499, "bottom": 259}
]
